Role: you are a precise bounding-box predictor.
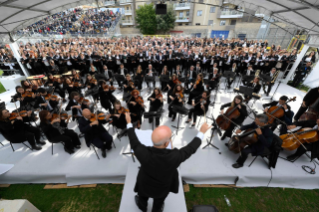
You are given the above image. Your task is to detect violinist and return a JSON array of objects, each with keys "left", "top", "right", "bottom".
[
  {"left": 85, "top": 74, "right": 99, "bottom": 101},
  {"left": 116, "top": 63, "right": 129, "bottom": 89},
  {"left": 135, "top": 65, "right": 144, "bottom": 90},
  {"left": 219, "top": 95, "right": 248, "bottom": 140},
  {"left": 186, "top": 91, "right": 210, "bottom": 127},
  {"left": 285, "top": 118, "right": 319, "bottom": 161},
  {"left": 232, "top": 114, "right": 274, "bottom": 168},
  {"left": 13, "top": 86, "right": 36, "bottom": 109},
  {"left": 109, "top": 100, "right": 129, "bottom": 130},
  {"left": 53, "top": 77, "right": 66, "bottom": 103},
  {"left": 35, "top": 88, "right": 59, "bottom": 112},
  {"left": 168, "top": 84, "right": 184, "bottom": 122},
  {"left": 44, "top": 74, "right": 55, "bottom": 87},
  {"left": 127, "top": 89, "right": 144, "bottom": 129},
  {"left": 0, "top": 109, "right": 44, "bottom": 150},
  {"left": 185, "top": 65, "right": 197, "bottom": 92},
  {"left": 49, "top": 60, "right": 59, "bottom": 75},
  {"left": 263, "top": 95, "right": 293, "bottom": 135},
  {"left": 123, "top": 74, "right": 135, "bottom": 93},
  {"left": 79, "top": 109, "right": 113, "bottom": 158},
  {"left": 21, "top": 80, "right": 35, "bottom": 93},
  {"left": 71, "top": 69, "right": 81, "bottom": 83},
  {"left": 206, "top": 68, "right": 220, "bottom": 92},
  {"left": 99, "top": 83, "right": 116, "bottom": 112},
  {"left": 187, "top": 73, "right": 204, "bottom": 105},
  {"left": 65, "top": 91, "right": 83, "bottom": 121},
  {"left": 244, "top": 77, "right": 261, "bottom": 103},
  {"left": 160, "top": 65, "right": 169, "bottom": 91},
  {"left": 39, "top": 110, "right": 81, "bottom": 155},
  {"left": 294, "top": 86, "right": 319, "bottom": 122},
  {"left": 148, "top": 88, "right": 164, "bottom": 127}
]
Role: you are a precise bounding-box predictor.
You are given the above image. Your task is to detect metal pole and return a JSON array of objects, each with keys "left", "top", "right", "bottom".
[{"left": 9, "top": 42, "right": 30, "bottom": 77}]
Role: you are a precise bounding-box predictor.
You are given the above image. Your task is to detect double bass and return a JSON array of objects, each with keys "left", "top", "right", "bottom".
[{"left": 265, "top": 96, "right": 296, "bottom": 124}]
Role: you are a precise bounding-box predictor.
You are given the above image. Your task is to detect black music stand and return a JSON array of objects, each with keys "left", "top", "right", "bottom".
[
  {"left": 279, "top": 153, "right": 319, "bottom": 165},
  {"left": 202, "top": 115, "right": 220, "bottom": 150},
  {"left": 171, "top": 105, "right": 189, "bottom": 135},
  {"left": 223, "top": 71, "right": 236, "bottom": 91},
  {"left": 144, "top": 108, "right": 163, "bottom": 130}
]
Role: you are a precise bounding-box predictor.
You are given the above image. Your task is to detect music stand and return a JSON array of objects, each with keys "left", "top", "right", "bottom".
[
  {"left": 223, "top": 71, "right": 236, "bottom": 91},
  {"left": 270, "top": 79, "right": 282, "bottom": 101},
  {"left": 171, "top": 105, "right": 189, "bottom": 135},
  {"left": 144, "top": 109, "right": 163, "bottom": 130},
  {"left": 202, "top": 114, "right": 220, "bottom": 150},
  {"left": 209, "top": 80, "right": 221, "bottom": 107}
]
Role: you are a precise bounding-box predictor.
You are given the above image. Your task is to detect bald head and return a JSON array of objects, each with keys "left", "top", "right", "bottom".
[
  {"left": 151, "top": 126, "right": 172, "bottom": 149},
  {"left": 82, "top": 108, "right": 91, "bottom": 119}
]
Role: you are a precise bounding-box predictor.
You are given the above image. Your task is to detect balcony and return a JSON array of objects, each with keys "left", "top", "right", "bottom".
[
  {"left": 124, "top": 10, "right": 133, "bottom": 15},
  {"left": 175, "top": 16, "right": 190, "bottom": 22},
  {"left": 219, "top": 10, "right": 243, "bottom": 18},
  {"left": 174, "top": 3, "right": 191, "bottom": 10},
  {"left": 122, "top": 20, "right": 134, "bottom": 25},
  {"left": 120, "top": 0, "right": 132, "bottom": 5},
  {"left": 104, "top": 1, "right": 116, "bottom": 5}
]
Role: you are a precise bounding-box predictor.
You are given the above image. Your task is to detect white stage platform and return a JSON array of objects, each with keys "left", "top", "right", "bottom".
[
  {"left": 0, "top": 80, "right": 318, "bottom": 189},
  {"left": 119, "top": 160, "right": 187, "bottom": 212}
]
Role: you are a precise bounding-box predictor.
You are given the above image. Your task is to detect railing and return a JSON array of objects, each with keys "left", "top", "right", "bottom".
[
  {"left": 122, "top": 20, "right": 134, "bottom": 24},
  {"left": 120, "top": 0, "right": 132, "bottom": 4},
  {"left": 104, "top": 1, "right": 116, "bottom": 5},
  {"left": 220, "top": 10, "right": 243, "bottom": 16},
  {"left": 124, "top": 10, "right": 133, "bottom": 14},
  {"left": 174, "top": 3, "right": 191, "bottom": 8},
  {"left": 175, "top": 16, "right": 190, "bottom": 21}
]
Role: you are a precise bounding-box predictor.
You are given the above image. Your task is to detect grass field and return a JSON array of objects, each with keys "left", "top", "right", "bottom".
[{"left": 1, "top": 184, "right": 318, "bottom": 212}]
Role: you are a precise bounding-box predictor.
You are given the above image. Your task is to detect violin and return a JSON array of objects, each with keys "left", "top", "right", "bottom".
[
  {"left": 176, "top": 91, "right": 184, "bottom": 100},
  {"left": 89, "top": 112, "right": 107, "bottom": 122},
  {"left": 117, "top": 106, "right": 130, "bottom": 114},
  {"left": 9, "top": 112, "right": 20, "bottom": 120},
  {"left": 280, "top": 128, "right": 319, "bottom": 151},
  {"left": 45, "top": 93, "right": 59, "bottom": 101},
  {"left": 89, "top": 78, "right": 97, "bottom": 85},
  {"left": 78, "top": 97, "right": 90, "bottom": 104},
  {"left": 135, "top": 96, "right": 144, "bottom": 106},
  {"left": 227, "top": 123, "right": 273, "bottom": 153},
  {"left": 156, "top": 93, "right": 163, "bottom": 99},
  {"left": 173, "top": 78, "right": 181, "bottom": 85},
  {"left": 22, "top": 91, "right": 34, "bottom": 98},
  {"left": 266, "top": 96, "right": 296, "bottom": 124},
  {"left": 216, "top": 104, "right": 242, "bottom": 130}
]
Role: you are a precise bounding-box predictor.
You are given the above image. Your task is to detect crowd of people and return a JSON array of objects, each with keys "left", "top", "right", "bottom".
[{"left": 16, "top": 7, "right": 120, "bottom": 36}]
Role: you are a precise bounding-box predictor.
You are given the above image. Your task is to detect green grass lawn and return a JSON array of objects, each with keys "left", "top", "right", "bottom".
[{"left": 1, "top": 184, "right": 318, "bottom": 212}]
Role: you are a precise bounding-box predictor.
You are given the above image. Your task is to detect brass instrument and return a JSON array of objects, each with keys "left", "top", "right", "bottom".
[
  {"left": 255, "top": 69, "right": 260, "bottom": 78},
  {"left": 271, "top": 70, "right": 280, "bottom": 83}
]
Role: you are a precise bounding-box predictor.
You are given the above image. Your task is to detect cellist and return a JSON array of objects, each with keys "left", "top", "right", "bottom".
[
  {"left": 232, "top": 114, "right": 274, "bottom": 168},
  {"left": 285, "top": 118, "right": 319, "bottom": 161},
  {"left": 219, "top": 95, "right": 248, "bottom": 141},
  {"left": 294, "top": 86, "right": 319, "bottom": 122}
]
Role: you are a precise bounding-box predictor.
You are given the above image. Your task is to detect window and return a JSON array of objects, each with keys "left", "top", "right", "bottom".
[
  {"left": 230, "top": 20, "right": 237, "bottom": 25},
  {"left": 208, "top": 20, "right": 214, "bottom": 25},
  {"left": 178, "top": 24, "right": 182, "bottom": 26},
  {"left": 210, "top": 7, "right": 216, "bottom": 13},
  {"left": 179, "top": 12, "right": 183, "bottom": 17},
  {"left": 196, "top": 23, "right": 201, "bottom": 25},
  {"left": 220, "top": 20, "right": 226, "bottom": 26},
  {"left": 198, "top": 0, "right": 204, "bottom": 3},
  {"left": 186, "top": 11, "right": 190, "bottom": 16},
  {"left": 197, "top": 10, "right": 202, "bottom": 16}
]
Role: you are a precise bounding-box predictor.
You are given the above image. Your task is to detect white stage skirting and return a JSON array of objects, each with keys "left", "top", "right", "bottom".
[{"left": 0, "top": 80, "right": 318, "bottom": 189}]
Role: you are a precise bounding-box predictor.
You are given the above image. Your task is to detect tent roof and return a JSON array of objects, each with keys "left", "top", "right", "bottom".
[{"left": 1, "top": 0, "right": 319, "bottom": 34}]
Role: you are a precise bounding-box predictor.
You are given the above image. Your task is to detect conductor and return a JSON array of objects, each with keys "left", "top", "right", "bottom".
[{"left": 125, "top": 113, "right": 210, "bottom": 212}]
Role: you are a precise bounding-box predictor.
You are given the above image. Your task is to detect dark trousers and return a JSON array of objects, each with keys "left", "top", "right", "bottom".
[
  {"left": 263, "top": 83, "right": 274, "bottom": 95},
  {"left": 236, "top": 146, "right": 254, "bottom": 165},
  {"left": 149, "top": 106, "right": 161, "bottom": 126},
  {"left": 188, "top": 108, "right": 204, "bottom": 123},
  {"left": 224, "top": 123, "right": 236, "bottom": 138},
  {"left": 292, "top": 143, "right": 312, "bottom": 157},
  {"left": 91, "top": 132, "right": 113, "bottom": 150},
  {"left": 138, "top": 193, "right": 168, "bottom": 212},
  {"left": 292, "top": 74, "right": 304, "bottom": 87},
  {"left": 294, "top": 105, "right": 308, "bottom": 121},
  {"left": 51, "top": 129, "right": 80, "bottom": 150},
  {"left": 12, "top": 125, "right": 41, "bottom": 146}
]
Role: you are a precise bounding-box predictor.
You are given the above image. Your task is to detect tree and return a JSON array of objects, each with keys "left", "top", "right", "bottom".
[
  {"left": 156, "top": 5, "right": 176, "bottom": 34},
  {"left": 135, "top": 4, "right": 157, "bottom": 35}
]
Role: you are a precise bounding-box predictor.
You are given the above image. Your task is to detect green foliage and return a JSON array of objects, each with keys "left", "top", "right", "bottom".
[
  {"left": 135, "top": 4, "right": 157, "bottom": 35},
  {"left": 156, "top": 5, "right": 176, "bottom": 34}
]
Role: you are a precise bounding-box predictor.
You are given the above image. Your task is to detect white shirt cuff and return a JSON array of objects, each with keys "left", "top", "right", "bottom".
[
  {"left": 196, "top": 132, "right": 204, "bottom": 140},
  {"left": 285, "top": 109, "right": 288, "bottom": 112},
  {"left": 127, "top": 123, "right": 133, "bottom": 129}
]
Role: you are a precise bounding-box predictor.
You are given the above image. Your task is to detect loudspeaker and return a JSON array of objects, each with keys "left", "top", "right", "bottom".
[{"left": 156, "top": 4, "right": 167, "bottom": 15}]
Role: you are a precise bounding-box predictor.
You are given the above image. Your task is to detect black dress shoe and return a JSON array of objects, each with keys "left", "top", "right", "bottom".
[
  {"left": 287, "top": 154, "right": 298, "bottom": 161},
  {"left": 135, "top": 195, "right": 147, "bottom": 212},
  {"left": 225, "top": 143, "right": 229, "bottom": 147},
  {"left": 37, "top": 140, "right": 46, "bottom": 145},
  {"left": 102, "top": 149, "right": 107, "bottom": 158},
  {"left": 75, "top": 145, "right": 81, "bottom": 149},
  {"left": 232, "top": 163, "right": 243, "bottom": 168},
  {"left": 220, "top": 133, "right": 227, "bottom": 141},
  {"left": 65, "top": 148, "right": 74, "bottom": 154},
  {"left": 32, "top": 145, "right": 42, "bottom": 151}
]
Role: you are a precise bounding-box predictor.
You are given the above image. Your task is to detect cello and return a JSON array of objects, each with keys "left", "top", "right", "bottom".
[
  {"left": 265, "top": 96, "right": 296, "bottom": 124},
  {"left": 280, "top": 128, "right": 319, "bottom": 151},
  {"left": 299, "top": 97, "right": 319, "bottom": 122},
  {"left": 228, "top": 123, "right": 273, "bottom": 153},
  {"left": 216, "top": 104, "right": 241, "bottom": 131}
]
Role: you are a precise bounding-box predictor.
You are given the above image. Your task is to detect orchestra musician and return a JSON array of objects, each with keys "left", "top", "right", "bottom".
[
  {"left": 232, "top": 114, "right": 274, "bottom": 168},
  {"left": 0, "top": 109, "right": 45, "bottom": 150},
  {"left": 244, "top": 77, "right": 261, "bottom": 103},
  {"left": 135, "top": 65, "right": 144, "bottom": 90},
  {"left": 187, "top": 73, "right": 204, "bottom": 105},
  {"left": 35, "top": 88, "right": 59, "bottom": 112},
  {"left": 99, "top": 83, "right": 116, "bottom": 112},
  {"left": 168, "top": 84, "right": 184, "bottom": 122},
  {"left": 206, "top": 68, "right": 221, "bottom": 92},
  {"left": 13, "top": 86, "right": 36, "bottom": 110},
  {"left": 167, "top": 74, "right": 180, "bottom": 103},
  {"left": 160, "top": 66, "right": 169, "bottom": 91},
  {"left": 85, "top": 74, "right": 99, "bottom": 101},
  {"left": 286, "top": 118, "right": 319, "bottom": 161},
  {"left": 148, "top": 88, "right": 164, "bottom": 127},
  {"left": 79, "top": 109, "right": 113, "bottom": 158},
  {"left": 102, "top": 65, "right": 114, "bottom": 86},
  {"left": 263, "top": 95, "right": 293, "bottom": 135},
  {"left": 65, "top": 91, "right": 84, "bottom": 121},
  {"left": 263, "top": 67, "right": 277, "bottom": 96},
  {"left": 292, "top": 61, "right": 312, "bottom": 88},
  {"left": 127, "top": 89, "right": 145, "bottom": 129},
  {"left": 294, "top": 86, "right": 319, "bottom": 122},
  {"left": 242, "top": 65, "right": 255, "bottom": 85},
  {"left": 109, "top": 100, "right": 128, "bottom": 130},
  {"left": 219, "top": 95, "right": 248, "bottom": 140},
  {"left": 186, "top": 91, "right": 210, "bottom": 127},
  {"left": 39, "top": 110, "right": 81, "bottom": 154},
  {"left": 145, "top": 64, "right": 156, "bottom": 88},
  {"left": 226, "top": 63, "right": 238, "bottom": 89},
  {"left": 185, "top": 65, "right": 197, "bottom": 92}
]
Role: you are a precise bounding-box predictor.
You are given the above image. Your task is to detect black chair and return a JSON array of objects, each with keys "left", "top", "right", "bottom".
[
  {"left": 0, "top": 130, "right": 33, "bottom": 152},
  {"left": 89, "top": 143, "right": 101, "bottom": 160},
  {"left": 249, "top": 134, "right": 283, "bottom": 168}
]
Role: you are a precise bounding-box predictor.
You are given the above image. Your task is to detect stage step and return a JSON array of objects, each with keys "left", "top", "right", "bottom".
[
  {"left": 119, "top": 160, "right": 187, "bottom": 212},
  {"left": 44, "top": 184, "right": 97, "bottom": 189},
  {"left": 194, "top": 184, "right": 242, "bottom": 188}
]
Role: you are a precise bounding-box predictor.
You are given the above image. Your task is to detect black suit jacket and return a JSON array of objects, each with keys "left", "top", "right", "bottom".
[
  {"left": 127, "top": 126, "right": 201, "bottom": 198},
  {"left": 78, "top": 117, "right": 107, "bottom": 147},
  {"left": 116, "top": 68, "right": 129, "bottom": 76},
  {"left": 247, "top": 82, "right": 261, "bottom": 94},
  {"left": 303, "top": 87, "right": 319, "bottom": 107},
  {"left": 65, "top": 99, "right": 82, "bottom": 121}
]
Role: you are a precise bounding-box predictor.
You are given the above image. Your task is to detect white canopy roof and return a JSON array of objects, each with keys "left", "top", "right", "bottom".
[{"left": 0, "top": 0, "right": 319, "bottom": 34}]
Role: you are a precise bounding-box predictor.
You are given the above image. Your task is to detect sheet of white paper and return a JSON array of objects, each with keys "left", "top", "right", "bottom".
[
  {"left": 0, "top": 164, "right": 14, "bottom": 175},
  {"left": 131, "top": 129, "right": 172, "bottom": 153}
]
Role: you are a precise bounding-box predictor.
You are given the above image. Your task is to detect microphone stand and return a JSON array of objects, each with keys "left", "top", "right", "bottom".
[
  {"left": 202, "top": 114, "right": 220, "bottom": 150},
  {"left": 270, "top": 79, "right": 282, "bottom": 101}
]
